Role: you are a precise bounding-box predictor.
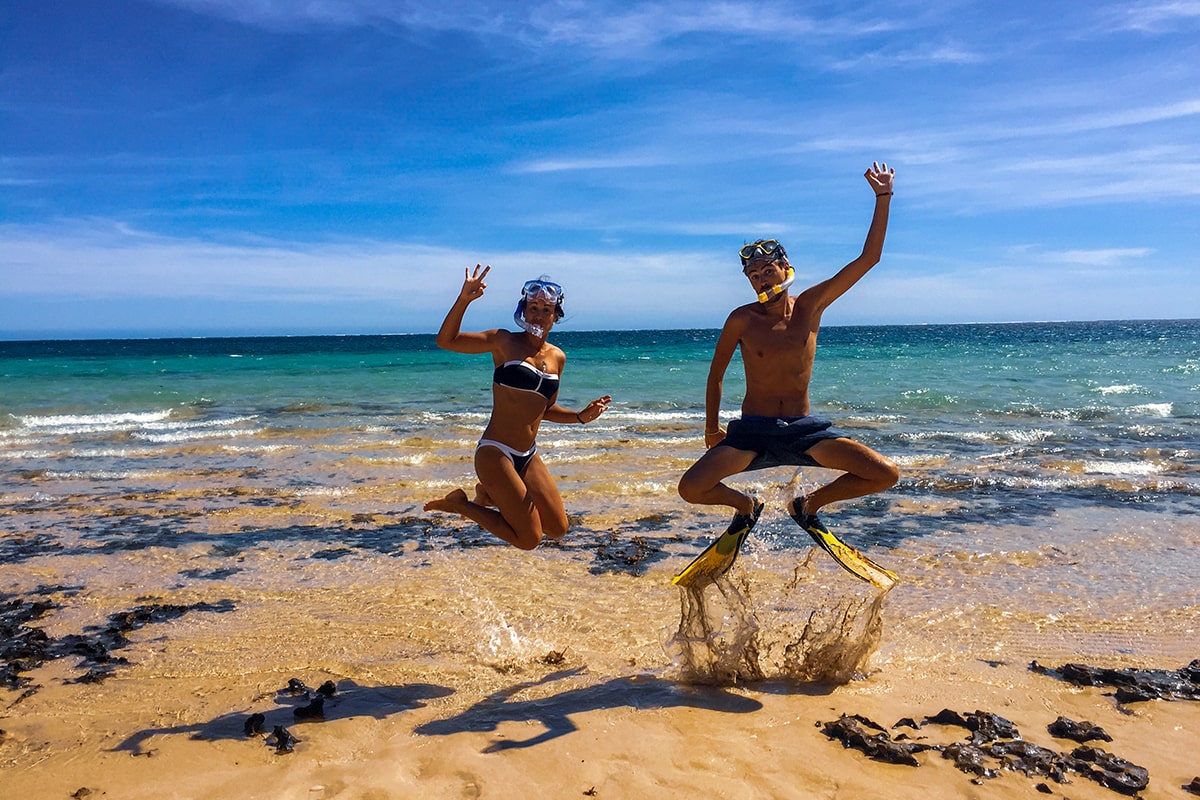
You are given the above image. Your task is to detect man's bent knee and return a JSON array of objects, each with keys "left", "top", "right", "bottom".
[
  {"left": 870, "top": 456, "right": 900, "bottom": 489},
  {"left": 678, "top": 472, "right": 707, "bottom": 504}
]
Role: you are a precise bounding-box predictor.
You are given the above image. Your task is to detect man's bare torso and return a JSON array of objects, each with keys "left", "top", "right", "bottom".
[{"left": 733, "top": 293, "right": 821, "bottom": 418}]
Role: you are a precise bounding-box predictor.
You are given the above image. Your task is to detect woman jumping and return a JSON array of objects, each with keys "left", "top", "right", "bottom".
[{"left": 423, "top": 264, "right": 612, "bottom": 549}]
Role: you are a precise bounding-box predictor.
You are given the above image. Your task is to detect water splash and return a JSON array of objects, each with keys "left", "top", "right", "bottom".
[
  {"left": 470, "top": 596, "right": 550, "bottom": 673},
  {"left": 667, "top": 573, "right": 763, "bottom": 685},
  {"left": 772, "top": 591, "right": 884, "bottom": 684},
  {"left": 666, "top": 560, "right": 886, "bottom": 686}
]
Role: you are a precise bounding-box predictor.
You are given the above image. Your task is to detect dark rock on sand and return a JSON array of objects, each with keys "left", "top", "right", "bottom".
[
  {"left": 1047, "top": 715, "right": 1112, "bottom": 743},
  {"left": 824, "top": 703, "right": 1156, "bottom": 798},
  {"left": 820, "top": 714, "right": 935, "bottom": 766},
  {"left": 983, "top": 739, "right": 1069, "bottom": 783},
  {"left": 941, "top": 741, "right": 997, "bottom": 778},
  {"left": 243, "top": 712, "right": 266, "bottom": 736},
  {"left": 1067, "top": 746, "right": 1149, "bottom": 796},
  {"left": 922, "top": 708, "right": 1020, "bottom": 744},
  {"left": 271, "top": 725, "right": 298, "bottom": 754},
  {"left": 1031, "top": 659, "right": 1200, "bottom": 702},
  {"left": 294, "top": 695, "right": 325, "bottom": 721}
]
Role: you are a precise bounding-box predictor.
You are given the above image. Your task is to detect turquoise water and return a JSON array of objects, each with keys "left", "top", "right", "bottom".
[
  {"left": 1, "top": 320, "right": 1198, "bottom": 671},
  {"left": 4, "top": 320, "right": 1197, "bottom": 515}
]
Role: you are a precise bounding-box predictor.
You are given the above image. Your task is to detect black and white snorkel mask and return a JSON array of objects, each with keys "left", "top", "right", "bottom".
[{"left": 514, "top": 279, "right": 565, "bottom": 337}]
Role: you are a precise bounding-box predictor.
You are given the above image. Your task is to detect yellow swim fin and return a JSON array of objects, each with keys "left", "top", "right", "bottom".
[
  {"left": 791, "top": 507, "right": 897, "bottom": 591},
  {"left": 672, "top": 500, "right": 763, "bottom": 587}
]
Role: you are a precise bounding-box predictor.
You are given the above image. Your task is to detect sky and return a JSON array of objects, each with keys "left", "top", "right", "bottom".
[{"left": 2, "top": 0, "right": 1199, "bottom": 339}]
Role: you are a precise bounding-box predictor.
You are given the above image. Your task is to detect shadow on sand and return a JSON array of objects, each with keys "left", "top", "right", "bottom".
[
  {"left": 414, "top": 667, "right": 762, "bottom": 752},
  {"left": 112, "top": 679, "right": 455, "bottom": 755}
]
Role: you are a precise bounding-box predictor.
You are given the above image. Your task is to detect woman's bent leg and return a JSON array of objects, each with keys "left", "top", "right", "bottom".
[
  {"left": 520, "top": 454, "right": 569, "bottom": 539},
  {"left": 424, "top": 447, "right": 543, "bottom": 550}
]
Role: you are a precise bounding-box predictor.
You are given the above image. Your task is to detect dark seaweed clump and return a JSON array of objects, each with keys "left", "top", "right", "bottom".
[
  {"left": 822, "top": 708, "right": 1150, "bottom": 796},
  {"left": 1, "top": 588, "right": 63, "bottom": 692},
  {"left": 1031, "top": 659, "right": 1200, "bottom": 703},
  {"left": 240, "top": 677, "right": 340, "bottom": 754},
  {"left": 0, "top": 588, "right": 235, "bottom": 699}
]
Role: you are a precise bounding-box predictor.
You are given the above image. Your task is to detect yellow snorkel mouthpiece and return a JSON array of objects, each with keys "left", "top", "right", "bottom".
[{"left": 756, "top": 267, "right": 795, "bottom": 303}]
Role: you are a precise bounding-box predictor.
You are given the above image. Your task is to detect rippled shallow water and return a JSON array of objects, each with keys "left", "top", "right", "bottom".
[{"left": 2, "top": 321, "right": 1197, "bottom": 684}]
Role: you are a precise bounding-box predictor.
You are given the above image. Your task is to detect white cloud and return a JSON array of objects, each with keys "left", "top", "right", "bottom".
[
  {"left": 1034, "top": 248, "right": 1153, "bottom": 267},
  {"left": 6, "top": 220, "right": 1195, "bottom": 337},
  {"left": 152, "top": 0, "right": 900, "bottom": 55},
  {"left": 1102, "top": 0, "right": 1200, "bottom": 33},
  {"left": 832, "top": 41, "right": 985, "bottom": 70},
  {"left": 512, "top": 153, "right": 675, "bottom": 174},
  {"left": 0, "top": 220, "right": 737, "bottom": 333},
  {"left": 838, "top": 255, "right": 1198, "bottom": 325}
]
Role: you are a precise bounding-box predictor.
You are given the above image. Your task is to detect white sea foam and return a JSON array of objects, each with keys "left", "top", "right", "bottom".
[
  {"left": 17, "top": 410, "right": 173, "bottom": 435},
  {"left": 0, "top": 429, "right": 39, "bottom": 445},
  {"left": 0, "top": 449, "right": 61, "bottom": 460},
  {"left": 471, "top": 597, "right": 550, "bottom": 669},
  {"left": 1097, "top": 384, "right": 1143, "bottom": 395},
  {"left": 606, "top": 410, "right": 702, "bottom": 423},
  {"left": 18, "top": 410, "right": 172, "bottom": 428},
  {"left": 614, "top": 480, "right": 674, "bottom": 494},
  {"left": 144, "top": 415, "right": 257, "bottom": 430},
  {"left": 540, "top": 434, "right": 695, "bottom": 449},
  {"left": 899, "top": 428, "right": 1054, "bottom": 445},
  {"left": 1129, "top": 403, "right": 1172, "bottom": 418},
  {"left": 70, "top": 447, "right": 156, "bottom": 458},
  {"left": 42, "top": 469, "right": 169, "bottom": 481},
  {"left": 1004, "top": 428, "right": 1054, "bottom": 444},
  {"left": 1083, "top": 460, "right": 1163, "bottom": 476},
  {"left": 134, "top": 426, "right": 263, "bottom": 444},
  {"left": 293, "top": 486, "right": 352, "bottom": 497},
  {"left": 845, "top": 413, "right": 906, "bottom": 424},
  {"left": 367, "top": 453, "right": 428, "bottom": 465},
  {"left": 411, "top": 410, "right": 490, "bottom": 424},
  {"left": 550, "top": 451, "right": 623, "bottom": 464},
  {"left": 221, "top": 444, "right": 296, "bottom": 454}
]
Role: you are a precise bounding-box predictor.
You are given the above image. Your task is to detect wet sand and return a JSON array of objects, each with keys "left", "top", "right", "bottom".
[{"left": 2, "top": 527, "right": 1197, "bottom": 800}]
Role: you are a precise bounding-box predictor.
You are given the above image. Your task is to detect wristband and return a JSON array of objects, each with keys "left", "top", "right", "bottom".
[{"left": 875, "top": 192, "right": 893, "bottom": 197}]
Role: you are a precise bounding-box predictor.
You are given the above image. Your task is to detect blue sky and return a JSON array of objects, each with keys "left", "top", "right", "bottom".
[{"left": 2, "top": 0, "right": 1198, "bottom": 338}]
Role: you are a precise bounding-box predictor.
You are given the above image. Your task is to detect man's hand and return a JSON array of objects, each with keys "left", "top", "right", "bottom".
[
  {"left": 704, "top": 427, "right": 726, "bottom": 449},
  {"left": 865, "top": 161, "right": 895, "bottom": 196}
]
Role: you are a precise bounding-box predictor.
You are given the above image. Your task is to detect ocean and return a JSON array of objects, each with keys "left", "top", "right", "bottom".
[{"left": 2, "top": 320, "right": 1198, "bottom": 687}]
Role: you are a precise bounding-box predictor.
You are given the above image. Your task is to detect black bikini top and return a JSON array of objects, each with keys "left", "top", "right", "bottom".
[{"left": 493, "top": 360, "right": 560, "bottom": 401}]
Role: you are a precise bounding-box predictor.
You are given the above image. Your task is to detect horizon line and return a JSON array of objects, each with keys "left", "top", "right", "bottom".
[{"left": 3, "top": 316, "right": 1198, "bottom": 344}]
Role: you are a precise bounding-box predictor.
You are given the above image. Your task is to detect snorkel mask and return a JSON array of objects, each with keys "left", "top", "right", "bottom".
[
  {"left": 739, "top": 240, "right": 794, "bottom": 303},
  {"left": 514, "top": 278, "right": 565, "bottom": 338}
]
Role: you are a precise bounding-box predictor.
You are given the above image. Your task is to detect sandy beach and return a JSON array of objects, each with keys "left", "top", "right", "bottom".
[
  {"left": 3, "top": 530, "right": 1197, "bottom": 800},
  {"left": 3, "top": 326, "right": 1198, "bottom": 798}
]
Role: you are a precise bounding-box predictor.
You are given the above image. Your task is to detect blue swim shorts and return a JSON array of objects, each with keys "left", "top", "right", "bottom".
[{"left": 718, "top": 415, "right": 846, "bottom": 471}]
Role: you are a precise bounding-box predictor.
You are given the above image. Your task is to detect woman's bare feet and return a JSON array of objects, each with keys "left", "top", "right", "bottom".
[{"left": 423, "top": 488, "right": 469, "bottom": 514}]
